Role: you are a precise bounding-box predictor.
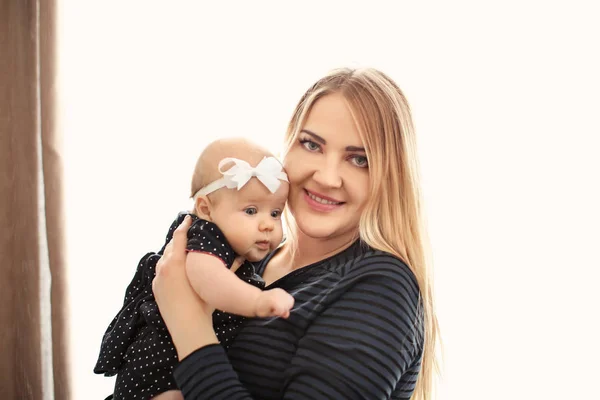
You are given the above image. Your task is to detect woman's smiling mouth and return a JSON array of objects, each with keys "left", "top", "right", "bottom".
[{"left": 303, "top": 189, "right": 344, "bottom": 211}]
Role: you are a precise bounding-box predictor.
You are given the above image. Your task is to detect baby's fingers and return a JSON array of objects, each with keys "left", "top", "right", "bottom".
[{"left": 273, "top": 289, "right": 294, "bottom": 318}]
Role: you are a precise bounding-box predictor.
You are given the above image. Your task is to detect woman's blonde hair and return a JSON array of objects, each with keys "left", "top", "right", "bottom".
[{"left": 283, "top": 68, "right": 440, "bottom": 400}]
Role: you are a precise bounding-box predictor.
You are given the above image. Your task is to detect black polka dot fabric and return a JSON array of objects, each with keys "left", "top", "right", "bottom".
[
  {"left": 187, "top": 216, "right": 236, "bottom": 267},
  {"left": 94, "top": 212, "right": 265, "bottom": 400}
]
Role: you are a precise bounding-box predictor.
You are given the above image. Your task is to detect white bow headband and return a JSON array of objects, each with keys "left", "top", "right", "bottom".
[{"left": 193, "top": 156, "right": 288, "bottom": 199}]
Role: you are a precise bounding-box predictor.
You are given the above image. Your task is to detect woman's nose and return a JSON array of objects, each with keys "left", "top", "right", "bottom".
[{"left": 312, "top": 159, "right": 342, "bottom": 189}]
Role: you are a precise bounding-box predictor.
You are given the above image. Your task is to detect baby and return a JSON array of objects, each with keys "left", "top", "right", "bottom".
[{"left": 94, "top": 138, "right": 295, "bottom": 400}]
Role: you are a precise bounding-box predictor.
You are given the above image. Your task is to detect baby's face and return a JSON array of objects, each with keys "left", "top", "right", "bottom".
[{"left": 209, "top": 178, "right": 289, "bottom": 262}]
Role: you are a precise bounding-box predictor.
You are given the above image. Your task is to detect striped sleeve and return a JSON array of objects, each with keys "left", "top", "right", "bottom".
[
  {"left": 173, "top": 256, "right": 422, "bottom": 399},
  {"left": 284, "top": 257, "right": 422, "bottom": 399},
  {"left": 173, "top": 344, "right": 252, "bottom": 399}
]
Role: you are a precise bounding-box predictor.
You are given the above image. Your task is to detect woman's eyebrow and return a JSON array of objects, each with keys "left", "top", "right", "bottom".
[
  {"left": 301, "top": 129, "right": 326, "bottom": 144},
  {"left": 346, "top": 145, "right": 366, "bottom": 152},
  {"left": 301, "top": 129, "right": 366, "bottom": 152}
]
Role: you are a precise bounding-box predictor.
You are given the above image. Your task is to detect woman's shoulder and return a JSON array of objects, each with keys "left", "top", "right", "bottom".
[
  {"left": 328, "top": 242, "right": 424, "bottom": 349},
  {"left": 333, "top": 241, "right": 420, "bottom": 296}
]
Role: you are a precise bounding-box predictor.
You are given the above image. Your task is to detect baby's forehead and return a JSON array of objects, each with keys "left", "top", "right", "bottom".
[
  {"left": 231, "top": 180, "right": 287, "bottom": 204},
  {"left": 235, "top": 190, "right": 286, "bottom": 205}
]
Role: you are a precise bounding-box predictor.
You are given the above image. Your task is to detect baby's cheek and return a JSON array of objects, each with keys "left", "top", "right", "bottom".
[
  {"left": 273, "top": 225, "right": 284, "bottom": 245},
  {"left": 223, "top": 230, "right": 251, "bottom": 256}
]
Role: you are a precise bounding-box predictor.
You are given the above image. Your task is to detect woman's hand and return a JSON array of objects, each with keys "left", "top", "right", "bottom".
[{"left": 153, "top": 215, "right": 219, "bottom": 360}]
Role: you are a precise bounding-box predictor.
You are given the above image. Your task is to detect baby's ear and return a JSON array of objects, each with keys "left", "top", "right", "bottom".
[{"left": 194, "top": 195, "right": 212, "bottom": 221}]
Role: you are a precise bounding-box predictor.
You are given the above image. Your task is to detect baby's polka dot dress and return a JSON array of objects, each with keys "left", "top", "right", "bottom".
[{"left": 94, "top": 212, "right": 265, "bottom": 400}]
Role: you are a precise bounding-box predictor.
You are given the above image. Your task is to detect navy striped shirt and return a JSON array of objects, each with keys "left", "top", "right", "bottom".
[{"left": 174, "top": 240, "right": 423, "bottom": 399}]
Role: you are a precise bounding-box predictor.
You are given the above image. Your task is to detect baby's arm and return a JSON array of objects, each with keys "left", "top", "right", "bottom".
[
  {"left": 151, "top": 390, "right": 184, "bottom": 400},
  {"left": 185, "top": 252, "right": 293, "bottom": 318}
]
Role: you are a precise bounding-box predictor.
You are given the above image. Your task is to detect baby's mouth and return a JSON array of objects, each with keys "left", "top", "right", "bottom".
[{"left": 255, "top": 240, "right": 270, "bottom": 250}]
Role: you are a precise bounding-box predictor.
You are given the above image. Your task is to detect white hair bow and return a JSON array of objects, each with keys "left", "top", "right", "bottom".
[{"left": 194, "top": 156, "right": 288, "bottom": 198}]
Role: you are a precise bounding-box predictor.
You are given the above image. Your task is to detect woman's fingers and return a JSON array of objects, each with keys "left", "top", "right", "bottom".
[
  {"left": 171, "top": 215, "right": 192, "bottom": 263},
  {"left": 155, "top": 215, "right": 192, "bottom": 278}
]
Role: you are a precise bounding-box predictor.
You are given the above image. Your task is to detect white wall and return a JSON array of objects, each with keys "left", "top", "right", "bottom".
[{"left": 59, "top": 1, "right": 600, "bottom": 399}]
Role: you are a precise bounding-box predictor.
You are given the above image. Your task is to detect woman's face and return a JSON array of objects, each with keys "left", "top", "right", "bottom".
[{"left": 284, "top": 93, "right": 370, "bottom": 243}]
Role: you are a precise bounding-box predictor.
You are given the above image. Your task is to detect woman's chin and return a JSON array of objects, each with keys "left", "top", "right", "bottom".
[
  {"left": 290, "top": 202, "right": 359, "bottom": 242},
  {"left": 295, "top": 219, "right": 353, "bottom": 242},
  {"left": 299, "top": 226, "right": 336, "bottom": 240}
]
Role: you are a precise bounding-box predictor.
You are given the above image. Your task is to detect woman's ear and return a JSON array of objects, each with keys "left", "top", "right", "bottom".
[{"left": 194, "top": 195, "right": 212, "bottom": 221}]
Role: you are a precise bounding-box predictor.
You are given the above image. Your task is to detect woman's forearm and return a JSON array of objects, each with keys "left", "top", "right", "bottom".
[
  {"left": 171, "top": 314, "right": 219, "bottom": 361},
  {"left": 161, "top": 287, "right": 218, "bottom": 360},
  {"left": 153, "top": 215, "right": 220, "bottom": 360}
]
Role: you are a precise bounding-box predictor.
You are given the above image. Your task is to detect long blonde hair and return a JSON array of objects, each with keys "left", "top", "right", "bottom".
[{"left": 283, "top": 68, "right": 440, "bottom": 399}]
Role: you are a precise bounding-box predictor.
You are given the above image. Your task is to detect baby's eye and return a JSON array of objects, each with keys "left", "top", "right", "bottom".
[
  {"left": 244, "top": 207, "right": 258, "bottom": 215},
  {"left": 271, "top": 210, "right": 282, "bottom": 218}
]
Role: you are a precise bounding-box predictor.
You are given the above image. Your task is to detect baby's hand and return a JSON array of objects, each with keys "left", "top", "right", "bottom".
[{"left": 255, "top": 289, "right": 294, "bottom": 319}]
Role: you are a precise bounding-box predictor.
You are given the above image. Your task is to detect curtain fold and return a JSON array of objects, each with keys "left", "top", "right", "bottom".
[
  {"left": 0, "top": 1, "right": 69, "bottom": 399},
  {"left": 39, "top": 1, "right": 70, "bottom": 399}
]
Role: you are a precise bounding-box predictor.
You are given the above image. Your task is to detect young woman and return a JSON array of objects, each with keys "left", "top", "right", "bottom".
[{"left": 152, "top": 68, "right": 439, "bottom": 400}]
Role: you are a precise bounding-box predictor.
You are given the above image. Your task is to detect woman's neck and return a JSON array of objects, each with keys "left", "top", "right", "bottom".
[
  {"left": 288, "top": 228, "right": 358, "bottom": 270},
  {"left": 263, "top": 229, "right": 358, "bottom": 286}
]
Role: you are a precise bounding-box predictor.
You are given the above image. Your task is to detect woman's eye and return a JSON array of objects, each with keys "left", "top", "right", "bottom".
[
  {"left": 244, "top": 207, "right": 258, "bottom": 215},
  {"left": 271, "top": 210, "right": 282, "bottom": 218},
  {"left": 350, "top": 155, "right": 369, "bottom": 168},
  {"left": 299, "top": 138, "right": 321, "bottom": 152}
]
